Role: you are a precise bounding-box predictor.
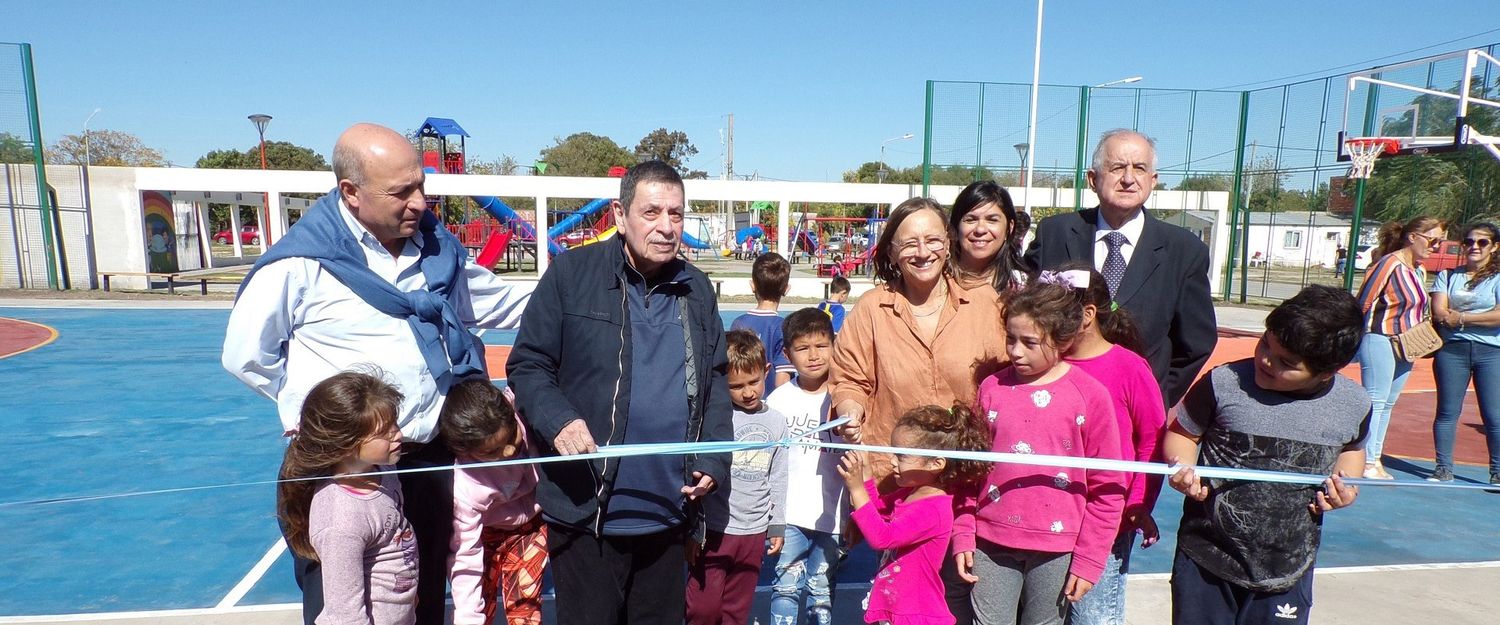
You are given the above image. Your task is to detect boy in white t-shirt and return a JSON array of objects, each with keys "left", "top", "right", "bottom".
[{"left": 766, "top": 308, "right": 846, "bottom": 625}]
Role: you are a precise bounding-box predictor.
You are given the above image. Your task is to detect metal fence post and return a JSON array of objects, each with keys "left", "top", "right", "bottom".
[{"left": 20, "top": 43, "right": 58, "bottom": 289}]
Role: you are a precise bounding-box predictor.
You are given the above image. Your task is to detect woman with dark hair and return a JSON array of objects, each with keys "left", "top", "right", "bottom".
[
  {"left": 1428, "top": 222, "right": 1500, "bottom": 484},
  {"left": 832, "top": 197, "right": 1007, "bottom": 625},
  {"left": 948, "top": 181, "right": 1029, "bottom": 296},
  {"left": 1355, "top": 215, "right": 1445, "bottom": 479}
]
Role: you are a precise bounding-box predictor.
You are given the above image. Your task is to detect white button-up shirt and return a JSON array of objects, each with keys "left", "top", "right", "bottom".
[
  {"left": 1093, "top": 208, "right": 1147, "bottom": 271},
  {"left": 222, "top": 200, "right": 532, "bottom": 443}
]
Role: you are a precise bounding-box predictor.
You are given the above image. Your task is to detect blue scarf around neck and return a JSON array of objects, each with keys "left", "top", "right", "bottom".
[{"left": 237, "top": 189, "right": 484, "bottom": 386}]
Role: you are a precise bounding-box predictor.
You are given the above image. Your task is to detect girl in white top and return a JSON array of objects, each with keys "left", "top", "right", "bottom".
[{"left": 278, "top": 371, "right": 418, "bottom": 625}]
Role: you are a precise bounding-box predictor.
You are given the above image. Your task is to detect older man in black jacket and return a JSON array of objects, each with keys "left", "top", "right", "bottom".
[
  {"left": 507, "top": 161, "right": 732, "bottom": 625},
  {"left": 1025, "top": 129, "right": 1217, "bottom": 408}
]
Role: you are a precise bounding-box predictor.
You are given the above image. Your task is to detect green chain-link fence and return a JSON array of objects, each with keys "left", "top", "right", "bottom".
[
  {"left": 926, "top": 42, "right": 1500, "bottom": 304},
  {"left": 1, "top": 42, "right": 63, "bottom": 290}
]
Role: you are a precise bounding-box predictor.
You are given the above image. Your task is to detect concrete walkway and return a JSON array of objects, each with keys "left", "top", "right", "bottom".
[{"left": 5, "top": 564, "right": 1497, "bottom": 624}]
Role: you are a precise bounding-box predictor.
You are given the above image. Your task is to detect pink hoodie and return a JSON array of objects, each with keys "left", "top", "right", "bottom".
[
  {"left": 953, "top": 365, "right": 1126, "bottom": 583},
  {"left": 1066, "top": 344, "right": 1166, "bottom": 519},
  {"left": 447, "top": 417, "right": 541, "bottom": 625}
]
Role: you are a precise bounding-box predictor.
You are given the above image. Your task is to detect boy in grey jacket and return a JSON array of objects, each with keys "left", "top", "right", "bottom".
[{"left": 686, "top": 329, "right": 790, "bottom": 625}]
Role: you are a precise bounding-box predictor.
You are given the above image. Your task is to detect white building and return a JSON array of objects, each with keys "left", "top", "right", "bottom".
[{"left": 1238, "top": 212, "right": 1373, "bottom": 268}]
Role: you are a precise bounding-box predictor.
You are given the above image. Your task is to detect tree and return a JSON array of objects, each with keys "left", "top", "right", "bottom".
[
  {"left": 47, "top": 129, "right": 165, "bottom": 166},
  {"left": 538, "top": 132, "right": 636, "bottom": 177},
  {"left": 635, "top": 128, "right": 706, "bottom": 178},
  {"left": 467, "top": 155, "right": 523, "bottom": 176},
  {"left": 1366, "top": 155, "right": 1470, "bottom": 223},
  {"left": 194, "top": 141, "right": 328, "bottom": 171},
  {"left": 0, "top": 132, "right": 33, "bottom": 163},
  {"left": 1174, "top": 174, "right": 1232, "bottom": 192}
]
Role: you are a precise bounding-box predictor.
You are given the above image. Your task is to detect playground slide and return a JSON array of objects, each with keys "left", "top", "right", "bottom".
[
  {"left": 471, "top": 195, "right": 564, "bottom": 256},
  {"left": 681, "top": 231, "right": 714, "bottom": 250},
  {"left": 579, "top": 226, "right": 616, "bottom": 246},
  {"left": 547, "top": 198, "right": 611, "bottom": 240},
  {"left": 734, "top": 225, "right": 765, "bottom": 245}
]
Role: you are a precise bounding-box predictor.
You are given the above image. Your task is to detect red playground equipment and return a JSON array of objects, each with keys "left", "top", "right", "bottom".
[{"left": 789, "top": 214, "right": 884, "bottom": 277}]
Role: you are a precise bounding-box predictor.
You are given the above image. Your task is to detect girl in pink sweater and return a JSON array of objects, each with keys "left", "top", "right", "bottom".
[
  {"left": 839, "top": 404, "right": 990, "bottom": 625},
  {"left": 440, "top": 379, "right": 545, "bottom": 625},
  {"left": 1056, "top": 265, "right": 1166, "bottom": 625},
  {"left": 954, "top": 273, "right": 1126, "bottom": 625}
]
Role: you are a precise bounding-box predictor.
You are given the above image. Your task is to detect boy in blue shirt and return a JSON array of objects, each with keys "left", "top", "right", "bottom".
[
  {"left": 731, "top": 252, "right": 795, "bottom": 391},
  {"left": 816, "top": 276, "right": 850, "bottom": 334}
]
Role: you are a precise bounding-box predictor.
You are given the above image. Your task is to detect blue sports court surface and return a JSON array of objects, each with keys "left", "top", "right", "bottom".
[{"left": 4, "top": 306, "right": 1500, "bottom": 617}]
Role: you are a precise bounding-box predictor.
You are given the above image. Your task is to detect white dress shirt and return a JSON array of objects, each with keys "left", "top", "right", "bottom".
[
  {"left": 1093, "top": 209, "right": 1147, "bottom": 272},
  {"left": 222, "top": 200, "right": 532, "bottom": 443}
]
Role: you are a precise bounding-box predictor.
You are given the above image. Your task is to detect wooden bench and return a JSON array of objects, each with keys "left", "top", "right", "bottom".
[{"left": 98, "top": 271, "right": 210, "bottom": 295}]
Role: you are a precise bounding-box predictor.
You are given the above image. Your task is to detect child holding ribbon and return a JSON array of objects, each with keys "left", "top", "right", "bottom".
[
  {"left": 953, "top": 274, "right": 1126, "bottom": 625},
  {"left": 1165, "top": 285, "right": 1369, "bottom": 625},
  {"left": 838, "top": 404, "right": 990, "bottom": 625},
  {"left": 441, "top": 379, "right": 546, "bottom": 625}
]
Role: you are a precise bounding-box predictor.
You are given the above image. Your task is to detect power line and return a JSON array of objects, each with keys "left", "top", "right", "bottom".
[{"left": 1209, "top": 30, "right": 1500, "bottom": 91}]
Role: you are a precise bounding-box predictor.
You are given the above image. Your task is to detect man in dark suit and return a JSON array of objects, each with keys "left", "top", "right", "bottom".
[{"left": 1024, "top": 129, "right": 1216, "bottom": 407}]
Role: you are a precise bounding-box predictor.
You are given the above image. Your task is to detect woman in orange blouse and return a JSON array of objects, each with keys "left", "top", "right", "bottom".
[
  {"left": 1355, "top": 216, "right": 1445, "bottom": 479},
  {"left": 832, "top": 197, "right": 1007, "bottom": 478}
]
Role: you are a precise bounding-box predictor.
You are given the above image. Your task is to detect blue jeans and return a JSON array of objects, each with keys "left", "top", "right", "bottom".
[
  {"left": 1068, "top": 533, "right": 1135, "bottom": 625},
  {"left": 1357, "top": 332, "right": 1413, "bottom": 464},
  {"left": 771, "top": 526, "right": 842, "bottom": 625},
  {"left": 1433, "top": 339, "right": 1500, "bottom": 472}
]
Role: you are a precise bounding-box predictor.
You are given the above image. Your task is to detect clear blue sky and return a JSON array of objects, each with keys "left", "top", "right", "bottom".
[{"left": 4, "top": 1, "right": 1496, "bottom": 181}]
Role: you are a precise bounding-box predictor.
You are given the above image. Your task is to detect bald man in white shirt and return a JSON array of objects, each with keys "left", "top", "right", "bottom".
[{"left": 223, "top": 123, "right": 531, "bottom": 625}]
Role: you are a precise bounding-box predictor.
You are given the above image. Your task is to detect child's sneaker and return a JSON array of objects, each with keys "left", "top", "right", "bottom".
[
  {"left": 1488, "top": 473, "right": 1500, "bottom": 493},
  {"left": 1426, "top": 466, "right": 1454, "bottom": 483},
  {"left": 1363, "top": 463, "right": 1394, "bottom": 480}
]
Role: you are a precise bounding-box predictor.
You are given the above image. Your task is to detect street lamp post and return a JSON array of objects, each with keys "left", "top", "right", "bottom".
[
  {"left": 248, "top": 114, "right": 272, "bottom": 246},
  {"left": 83, "top": 108, "right": 101, "bottom": 168},
  {"left": 878, "top": 133, "right": 915, "bottom": 184},
  {"left": 878, "top": 133, "right": 915, "bottom": 218},
  {"left": 1073, "top": 76, "right": 1144, "bottom": 210},
  {"left": 1014, "top": 142, "right": 1030, "bottom": 179}
]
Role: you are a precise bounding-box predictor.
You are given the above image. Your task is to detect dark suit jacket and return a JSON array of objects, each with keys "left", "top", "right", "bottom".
[{"left": 1024, "top": 208, "right": 1217, "bottom": 407}]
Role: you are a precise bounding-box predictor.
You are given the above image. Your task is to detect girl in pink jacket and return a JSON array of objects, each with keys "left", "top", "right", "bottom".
[{"left": 441, "top": 380, "right": 545, "bottom": 625}]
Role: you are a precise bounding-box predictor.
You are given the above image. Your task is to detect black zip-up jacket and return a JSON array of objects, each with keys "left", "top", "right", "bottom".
[{"left": 506, "top": 236, "right": 733, "bottom": 537}]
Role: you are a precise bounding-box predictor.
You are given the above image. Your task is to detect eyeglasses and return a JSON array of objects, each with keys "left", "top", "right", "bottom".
[
  {"left": 1413, "top": 233, "right": 1444, "bottom": 249},
  {"left": 1463, "top": 238, "right": 1493, "bottom": 248}
]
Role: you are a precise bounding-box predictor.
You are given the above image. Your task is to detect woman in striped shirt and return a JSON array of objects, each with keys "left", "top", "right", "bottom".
[{"left": 1355, "top": 216, "right": 1446, "bottom": 480}]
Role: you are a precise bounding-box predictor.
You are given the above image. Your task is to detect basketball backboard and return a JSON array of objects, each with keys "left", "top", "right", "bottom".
[{"left": 1337, "top": 48, "right": 1500, "bottom": 162}]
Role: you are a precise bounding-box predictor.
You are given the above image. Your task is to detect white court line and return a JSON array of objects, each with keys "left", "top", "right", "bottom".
[
  {"left": 0, "top": 603, "right": 299, "bottom": 623},
  {"left": 213, "top": 538, "right": 287, "bottom": 610},
  {"left": 1124, "top": 559, "right": 1500, "bottom": 581}
]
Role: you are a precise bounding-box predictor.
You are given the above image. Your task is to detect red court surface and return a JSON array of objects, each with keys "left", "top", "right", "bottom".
[
  {"left": 0, "top": 317, "right": 57, "bottom": 359},
  {"left": 485, "top": 344, "right": 512, "bottom": 380},
  {"left": 1205, "top": 331, "right": 1488, "bottom": 466}
]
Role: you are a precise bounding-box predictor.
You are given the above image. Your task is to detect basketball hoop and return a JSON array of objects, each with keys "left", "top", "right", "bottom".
[{"left": 1344, "top": 137, "right": 1400, "bottom": 179}]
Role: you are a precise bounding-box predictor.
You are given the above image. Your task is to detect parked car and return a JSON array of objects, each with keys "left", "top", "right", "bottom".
[
  {"left": 213, "top": 225, "right": 260, "bottom": 245},
  {"left": 1351, "top": 244, "right": 1373, "bottom": 271},
  {"left": 825, "top": 234, "right": 846, "bottom": 254},
  {"left": 559, "top": 228, "right": 600, "bottom": 248},
  {"left": 1421, "top": 240, "right": 1466, "bottom": 273}
]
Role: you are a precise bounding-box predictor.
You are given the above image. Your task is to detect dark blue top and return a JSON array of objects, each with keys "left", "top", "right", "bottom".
[
  {"left": 817, "top": 300, "right": 846, "bottom": 333},
  {"left": 730, "top": 310, "right": 794, "bottom": 391},
  {"left": 603, "top": 265, "right": 692, "bottom": 534}
]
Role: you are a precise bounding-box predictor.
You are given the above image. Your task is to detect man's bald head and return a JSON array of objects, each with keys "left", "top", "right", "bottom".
[
  {"left": 333, "top": 123, "right": 418, "bottom": 188},
  {"left": 332, "top": 123, "right": 427, "bottom": 250}
]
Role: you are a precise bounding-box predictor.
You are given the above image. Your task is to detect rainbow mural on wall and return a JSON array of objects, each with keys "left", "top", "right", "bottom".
[{"left": 141, "top": 191, "right": 178, "bottom": 273}]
